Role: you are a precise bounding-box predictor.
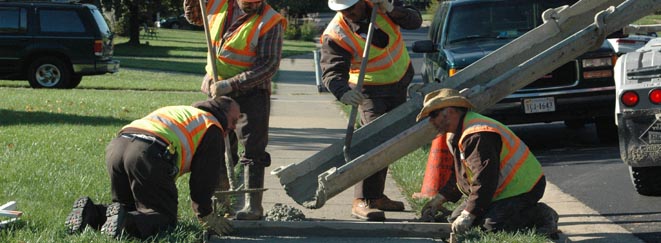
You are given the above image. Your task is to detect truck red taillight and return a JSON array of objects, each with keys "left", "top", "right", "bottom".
[
  {"left": 94, "top": 40, "right": 103, "bottom": 56},
  {"left": 650, "top": 89, "right": 661, "bottom": 105},
  {"left": 621, "top": 91, "right": 639, "bottom": 107}
]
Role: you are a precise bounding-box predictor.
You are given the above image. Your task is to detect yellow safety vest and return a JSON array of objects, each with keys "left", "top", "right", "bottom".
[
  {"left": 205, "top": 0, "right": 286, "bottom": 79},
  {"left": 322, "top": 5, "right": 411, "bottom": 85},
  {"left": 458, "top": 112, "right": 543, "bottom": 201},
  {"left": 122, "top": 106, "right": 223, "bottom": 178}
]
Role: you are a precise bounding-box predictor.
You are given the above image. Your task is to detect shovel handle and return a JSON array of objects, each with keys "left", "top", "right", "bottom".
[{"left": 343, "top": 7, "right": 379, "bottom": 162}]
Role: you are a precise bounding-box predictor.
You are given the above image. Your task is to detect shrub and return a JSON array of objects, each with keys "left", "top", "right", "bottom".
[
  {"left": 284, "top": 21, "right": 300, "bottom": 40},
  {"left": 299, "top": 21, "right": 319, "bottom": 42}
]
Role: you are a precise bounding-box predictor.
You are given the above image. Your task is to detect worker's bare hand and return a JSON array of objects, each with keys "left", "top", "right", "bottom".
[
  {"left": 200, "top": 213, "right": 233, "bottom": 236},
  {"left": 340, "top": 90, "right": 366, "bottom": 106},
  {"left": 370, "top": 0, "right": 394, "bottom": 13},
  {"left": 211, "top": 80, "right": 233, "bottom": 98}
]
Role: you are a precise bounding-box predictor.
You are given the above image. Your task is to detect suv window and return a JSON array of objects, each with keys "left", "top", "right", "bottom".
[
  {"left": 445, "top": 1, "right": 574, "bottom": 46},
  {"left": 90, "top": 8, "right": 110, "bottom": 34},
  {"left": 0, "top": 7, "right": 27, "bottom": 34},
  {"left": 39, "top": 9, "right": 85, "bottom": 33}
]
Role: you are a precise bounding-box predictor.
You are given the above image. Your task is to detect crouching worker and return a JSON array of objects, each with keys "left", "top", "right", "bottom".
[
  {"left": 64, "top": 96, "right": 240, "bottom": 239},
  {"left": 416, "top": 89, "right": 559, "bottom": 239}
]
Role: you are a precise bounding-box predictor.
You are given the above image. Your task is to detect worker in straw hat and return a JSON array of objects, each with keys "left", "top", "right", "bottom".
[{"left": 416, "top": 88, "right": 559, "bottom": 239}]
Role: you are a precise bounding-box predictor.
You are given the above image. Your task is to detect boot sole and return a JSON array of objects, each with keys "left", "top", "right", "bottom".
[
  {"left": 64, "top": 197, "right": 93, "bottom": 234},
  {"left": 101, "top": 203, "right": 126, "bottom": 238}
]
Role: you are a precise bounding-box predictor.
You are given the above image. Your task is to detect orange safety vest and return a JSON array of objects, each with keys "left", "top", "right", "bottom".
[
  {"left": 458, "top": 112, "right": 543, "bottom": 201},
  {"left": 205, "top": 0, "right": 286, "bottom": 79},
  {"left": 321, "top": 4, "right": 411, "bottom": 85},
  {"left": 121, "top": 106, "right": 224, "bottom": 178}
]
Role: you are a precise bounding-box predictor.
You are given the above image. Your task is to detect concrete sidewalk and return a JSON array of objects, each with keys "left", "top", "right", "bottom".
[
  {"left": 223, "top": 52, "right": 642, "bottom": 242},
  {"left": 265, "top": 52, "right": 415, "bottom": 222}
]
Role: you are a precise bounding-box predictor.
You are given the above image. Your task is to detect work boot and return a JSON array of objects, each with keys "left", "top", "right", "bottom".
[
  {"left": 371, "top": 195, "right": 405, "bottom": 211},
  {"left": 351, "top": 198, "right": 385, "bottom": 221},
  {"left": 533, "top": 203, "right": 560, "bottom": 240},
  {"left": 100, "top": 202, "right": 127, "bottom": 238},
  {"left": 64, "top": 196, "right": 106, "bottom": 233},
  {"left": 235, "top": 165, "right": 264, "bottom": 220}
]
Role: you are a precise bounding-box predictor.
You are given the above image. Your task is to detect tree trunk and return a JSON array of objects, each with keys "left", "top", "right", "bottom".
[{"left": 127, "top": 2, "right": 141, "bottom": 45}]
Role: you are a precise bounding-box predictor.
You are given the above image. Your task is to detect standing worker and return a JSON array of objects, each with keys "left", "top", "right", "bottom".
[
  {"left": 416, "top": 89, "right": 559, "bottom": 238},
  {"left": 183, "top": 0, "right": 286, "bottom": 220},
  {"left": 321, "top": 0, "right": 422, "bottom": 221},
  {"left": 65, "top": 97, "right": 240, "bottom": 239}
]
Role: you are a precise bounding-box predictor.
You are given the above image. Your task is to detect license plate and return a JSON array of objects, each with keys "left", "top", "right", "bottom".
[{"left": 523, "top": 97, "right": 555, "bottom": 114}]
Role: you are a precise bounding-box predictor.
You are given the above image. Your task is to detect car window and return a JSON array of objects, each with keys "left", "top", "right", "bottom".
[
  {"left": 0, "top": 7, "right": 27, "bottom": 34},
  {"left": 90, "top": 7, "right": 110, "bottom": 35},
  {"left": 445, "top": 0, "right": 576, "bottom": 46},
  {"left": 39, "top": 9, "right": 85, "bottom": 33}
]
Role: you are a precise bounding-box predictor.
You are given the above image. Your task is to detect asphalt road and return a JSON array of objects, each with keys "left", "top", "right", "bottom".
[{"left": 512, "top": 122, "right": 661, "bottom": 243}]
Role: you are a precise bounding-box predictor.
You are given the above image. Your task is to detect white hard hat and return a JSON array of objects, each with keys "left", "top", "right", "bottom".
[{"left": 328, "top": 0, "right": 359, "bottom": 11}]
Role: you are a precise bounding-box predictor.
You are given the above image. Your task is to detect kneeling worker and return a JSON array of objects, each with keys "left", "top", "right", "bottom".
[
  {"left": 65, "top": 96, "right": 240, "bottom": 239},
  {"left": 416, "top": 89, "right": 559, "bottom": 238}
]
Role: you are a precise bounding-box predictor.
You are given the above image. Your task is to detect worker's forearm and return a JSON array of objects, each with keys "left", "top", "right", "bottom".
[
  {"left": 387, "top": 6, "right": 422, "bottom": 30},
  {"left": 320, "top": 37, "right": 353, "bottom": 100}
]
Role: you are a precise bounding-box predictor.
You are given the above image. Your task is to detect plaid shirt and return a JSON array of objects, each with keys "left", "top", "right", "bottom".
[{"left": 184, "top": 0, "right": 283, "bottom": 93}]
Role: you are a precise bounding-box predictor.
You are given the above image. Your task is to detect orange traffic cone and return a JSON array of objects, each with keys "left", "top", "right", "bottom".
[{"left": 413, "top": 134, "right": 453, "bottom": 199}]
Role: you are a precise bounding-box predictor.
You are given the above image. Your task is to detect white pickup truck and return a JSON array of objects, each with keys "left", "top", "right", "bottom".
[{"left": 614, "top": 37, "right": 661, "bottom": 196}]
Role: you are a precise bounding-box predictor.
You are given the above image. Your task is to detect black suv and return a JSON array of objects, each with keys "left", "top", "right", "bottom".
[
  {"left": 0, "top": 1, "right": 119, "bottom": 89},
  {"left": 413, "top": 0, "right": 618, "bottom": 142}
]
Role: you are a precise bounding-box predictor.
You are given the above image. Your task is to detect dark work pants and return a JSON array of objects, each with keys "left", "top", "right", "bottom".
[
  {"left": 449, "top": 180, "right": 546, "bottom": 232},
  {"left": 228, "top": 89, "right": 271, "bottom": 168},
  {"left": 105, "top": 136, "right": 178, "bottom": 239},
  {"left": 353, "top": 94, "right": 407, "bottom": 199}
]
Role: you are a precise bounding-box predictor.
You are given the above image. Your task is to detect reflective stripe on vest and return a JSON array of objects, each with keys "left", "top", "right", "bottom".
[
  {"left": 458, "top": 112, "right": 543, "bottom": 201},
  {"left": 205, "top": 1, "right": 286, "bottom": 79},
  {"left": 321, "top": 7, "right": 411, "bottom": 85},
  {"left": 122, "top": 106, "right": 223, "bottom": 178}
]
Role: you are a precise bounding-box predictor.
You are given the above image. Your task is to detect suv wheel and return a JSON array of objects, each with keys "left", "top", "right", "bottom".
[
  {"left": 629, "top": 166, "right": 661, "bottom": 196},
  {"left": 67, "top": 75, "right": 83, "bottom": 89},
  {"left": 27, "top": 56, "right": 71, "bottom": 89}
]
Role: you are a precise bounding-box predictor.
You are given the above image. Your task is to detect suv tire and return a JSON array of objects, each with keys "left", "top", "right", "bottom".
[
  {"left": 67, "top": 75, "right": 83, "bottom": 89},
  {"left": 629, "top": 166, "right": 661, "bottom": 196},
  {"left": 27, "top": 56, "right": 71, "bottom": 89}
]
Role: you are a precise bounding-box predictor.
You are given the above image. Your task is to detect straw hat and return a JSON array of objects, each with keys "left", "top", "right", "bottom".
[{"left": 416, "top": 88, "right": 474, "bottom": 122}]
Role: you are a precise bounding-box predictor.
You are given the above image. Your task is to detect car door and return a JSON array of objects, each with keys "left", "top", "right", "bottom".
[{"left": 0, "top": 5, "right": 30, "bottom": 75}]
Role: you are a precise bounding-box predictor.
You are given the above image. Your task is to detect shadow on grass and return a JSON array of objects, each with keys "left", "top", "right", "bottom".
[
  {"left": 114, "top": 43, "right": 207, "bottom": 58},
  {"left": 0, "top": 109, "right": 130, "bottom": 126}
]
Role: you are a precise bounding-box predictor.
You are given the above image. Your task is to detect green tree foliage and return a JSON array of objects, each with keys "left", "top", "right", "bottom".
[{"left": 268, "top": 0, "right": 329, "bottom": 17}]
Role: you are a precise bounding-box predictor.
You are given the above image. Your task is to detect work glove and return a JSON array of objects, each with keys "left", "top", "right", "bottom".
[
  {"left": 200, "top": 213, "right": 233, "bottom": 236},
  {"left": 210, "top": 80, "right": 233, "bottom": 98},
  {"left": 420, "top": 193, "right": 449, "bottom": 221},
  {"left": 371, "top": 0, "right": 394, "bottom": 13},
  {"left": 339, "top": 89, "right": 366, "bottom": 106},
  {"left": 451, "top": 210, "right": 476, "bottom": 234}
]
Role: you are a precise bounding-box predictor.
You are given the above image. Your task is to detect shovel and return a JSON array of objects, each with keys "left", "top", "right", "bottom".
[{"left": 343, "top": 6, "right": 379, "bottom": 163}]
